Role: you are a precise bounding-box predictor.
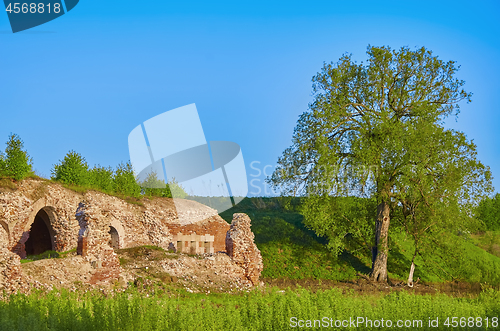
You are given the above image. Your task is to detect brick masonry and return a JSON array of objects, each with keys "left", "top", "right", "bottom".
[{"left": 0, "top": 179, "right": 263, "bottom": 293}]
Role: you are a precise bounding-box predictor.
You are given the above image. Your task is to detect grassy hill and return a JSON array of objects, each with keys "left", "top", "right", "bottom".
[{"left": 220, "top": 197, "right": 500, "bottom": 285}]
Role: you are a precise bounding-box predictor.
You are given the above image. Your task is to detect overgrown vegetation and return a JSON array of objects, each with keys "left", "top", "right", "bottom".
[{"left": 0, "top": 287, "right": 499, "bottom": 330}]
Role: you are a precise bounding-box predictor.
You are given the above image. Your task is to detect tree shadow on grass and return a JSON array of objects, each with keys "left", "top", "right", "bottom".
[
  {"left": 387, "top": 243, "right": 412, "bottom": 280},
  {"left": 339, "top": 250, "right": 371, "bottom": 275}
]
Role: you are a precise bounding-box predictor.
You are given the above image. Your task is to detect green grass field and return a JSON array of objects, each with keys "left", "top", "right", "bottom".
[{"left": 1, "top": 287, "right": 499, "bottom": 330}]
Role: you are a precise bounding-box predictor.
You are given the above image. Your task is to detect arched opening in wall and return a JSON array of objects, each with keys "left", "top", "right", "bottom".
[
  {"left": 25, "top": 208, "right": 55, "bottom": 256},
  {"left": 109, "top": 226, "right": 119, "bottom": 249}
]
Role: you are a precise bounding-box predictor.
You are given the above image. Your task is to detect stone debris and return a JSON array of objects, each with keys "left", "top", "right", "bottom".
[{"left": 225, "top": 213, "right": 263, "bottom": 285}]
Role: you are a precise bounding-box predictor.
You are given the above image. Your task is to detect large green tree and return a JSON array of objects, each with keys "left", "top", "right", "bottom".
[{"left": 268, "top": 45, "right": 491, "bottom": 282}]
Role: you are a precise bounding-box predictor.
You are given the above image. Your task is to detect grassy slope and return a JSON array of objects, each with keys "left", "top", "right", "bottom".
[{"left": 221, "top": 198, "right": 500, "bottom": 285}]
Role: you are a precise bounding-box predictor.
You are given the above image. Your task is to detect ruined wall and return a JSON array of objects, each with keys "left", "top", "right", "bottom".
[
  {"left": 226, "top": 213, "right": 263, "bottom": 285},
  {"left": 142, "top": 198, "right": 231, "bottom": 253},
  {"left": 0, "top": 179, "right": 231, "bottom": 259},
  {"left": 0, "top": 179, "right": 265, "bottom": 292},
  {"left": 0, "top": 180, "right": 82, "bottom": 258}
]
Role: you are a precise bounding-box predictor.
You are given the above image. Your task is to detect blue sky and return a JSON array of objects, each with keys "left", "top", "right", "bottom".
[{"left": 0, "top": 0, "right": 499, "bottom": 196}]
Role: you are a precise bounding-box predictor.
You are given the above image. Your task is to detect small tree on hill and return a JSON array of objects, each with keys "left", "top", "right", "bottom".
[
  {"left": 51, "top": 151, "right": 89, "bottom": 186},
  {"left": 3, "top": 134, "right": 33, "bottom": 180},
  {"left": 140, "top": 171, "right": 188, "bottom": 198},
  {"left": 88, "top": 165, "right": 115, "bottom": 192},
  {"left": 114, "top": 162, "right": 141, "bottom": 198}
]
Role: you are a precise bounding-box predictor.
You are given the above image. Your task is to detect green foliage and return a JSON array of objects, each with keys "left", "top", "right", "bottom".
[
  {"left": 300, "top": 196, "right": 376, "bottom": 256},
  {"left": 113, "top": 161, "right": 141, "bottom": 198},
  {"left": 140, "top": 171, "right": 189, "bottom": 199},
  {"left": 51, "top": 151, "right": 89, "bottom": 186},
  {"left": 1, "top": 134, "right": 33, "bottom": 180},
  {"left": 0, "top": 287, "right": 499, "bottom": 330},
  {"left": 471, "top": 231, "right": 500, "bottom": 258},
  {"left": 168, "top": 179, "right": 188, "bottom": 199},
  {"left": 476, "top": 194, "right": 500, "bottom": 231},
  {"left": 88, "top": 165, "right": 114, "bottom": 192},
  {"left": 0, "top": 151, "right": 5, "bottom": 177}
]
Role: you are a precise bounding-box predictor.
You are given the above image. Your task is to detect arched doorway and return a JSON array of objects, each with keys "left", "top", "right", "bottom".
[
  {"left": 109, "top": 226, "right": 120, "bottom": 249},
  {"left": 25, "top": 208, "right": 55, "bottom": 256}
]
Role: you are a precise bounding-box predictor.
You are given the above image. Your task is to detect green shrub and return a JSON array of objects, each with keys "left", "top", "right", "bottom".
[
  {"left": 88, "top": 165, "right": 114, "bottom": 192},
  {"left": 114, "top": 161, "right": 141, "bottom": 198},
  {"left": 0, "top": 287, "right": 499, "bottom": 330},
  {"left": 2, "top": 134, "right": 33, "bottom": 180},
  {"left": 140, "top": 172, "right": 187, "bottom": 198},
  {"left": 51, "top": 151, "right": 89, "bottom": 186},
  {"left": 0, "top": 151, "right": 5, "bottom": 177},
  {"left": 168, "top": 178, "right": 187, "bottom": 199},
  {"left": 476, "top": 194, "right": 500, "bottom": 231}
]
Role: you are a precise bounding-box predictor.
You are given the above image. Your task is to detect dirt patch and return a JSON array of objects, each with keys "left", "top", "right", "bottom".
[{"left": 262, "top": 277, "right": 496, "bottom": 297}]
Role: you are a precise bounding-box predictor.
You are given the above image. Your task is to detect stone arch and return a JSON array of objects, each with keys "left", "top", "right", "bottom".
[
  {"left": 22, "top": 206, "right": 58, "bottom": 256},
  {"left": 108, "top": 219, "right": 125, "bottom": 250}
]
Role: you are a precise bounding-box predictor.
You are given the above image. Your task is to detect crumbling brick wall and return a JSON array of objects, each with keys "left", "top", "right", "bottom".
[{"left": 225, "top": 213, "right": 263, "bottom": 285}]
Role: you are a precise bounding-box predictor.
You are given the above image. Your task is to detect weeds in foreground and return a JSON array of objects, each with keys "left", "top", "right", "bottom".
[{"left": 0, "top": 287, "right": 499, "bottom": 330}]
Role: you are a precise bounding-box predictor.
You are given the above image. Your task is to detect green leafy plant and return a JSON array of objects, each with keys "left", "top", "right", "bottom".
[
  {"left": 88, "top": 165, "right": 115, "bottom": 192},
  {"left": 140, "top": 171, "right": 187, "bottom": 198},
  {"left": 113, "top": 161, "right": 141, "bottom": 198},
  {"left": 51, "top": 150, "right": 89, "bottom": 186},
  {"left": 1, "top": 133, "right": 33, "bottom": 180}
]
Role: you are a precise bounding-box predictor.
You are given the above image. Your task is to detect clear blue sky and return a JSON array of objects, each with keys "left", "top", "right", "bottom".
[{"left": 1, "top": 0, "right": 499, "bottom": 196}]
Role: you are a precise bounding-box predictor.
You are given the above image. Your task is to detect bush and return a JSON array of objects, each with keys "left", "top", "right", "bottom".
[
  {"left": 51, "top": 151, "right": 89, "bottom": 186},
  {"left": 0, "top": 151, "right": 5, "bottom": 177},
  {"left": 140, "top": 172, "right": 187, "bottom": 198},
  {"left": 476, "top": 194, "right": 500, "bottom": 231},
  {"left": 2, "top": 134, "right": 33, "bottom": 180},
  {"left": 88, "top": 165, "right": 114, "bottom": 192},
  {"left": 114, "top": 162, "right": 141, "bottom": 198},
  {"left": 168, "top": 178, "right": 187, "bottom": 199}
]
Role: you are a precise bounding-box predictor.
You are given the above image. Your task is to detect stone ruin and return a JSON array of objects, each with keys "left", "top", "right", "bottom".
[
  {"left": 0, "top": 178, "right": 263, "bottom": 294},
  {"left": 226, "top": 213, "right": 263, "bottom": 285}
]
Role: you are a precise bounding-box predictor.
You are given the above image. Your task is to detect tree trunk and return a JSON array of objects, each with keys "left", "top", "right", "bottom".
[
  {"left": 407, "top": 262, "right": 416, "bottom": 287},
  {"left": 370, "top": 201, "right": 390, "bottom": 282},
  {"left": 407, "top": 249, "right": 417, "bottom": 287}
]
